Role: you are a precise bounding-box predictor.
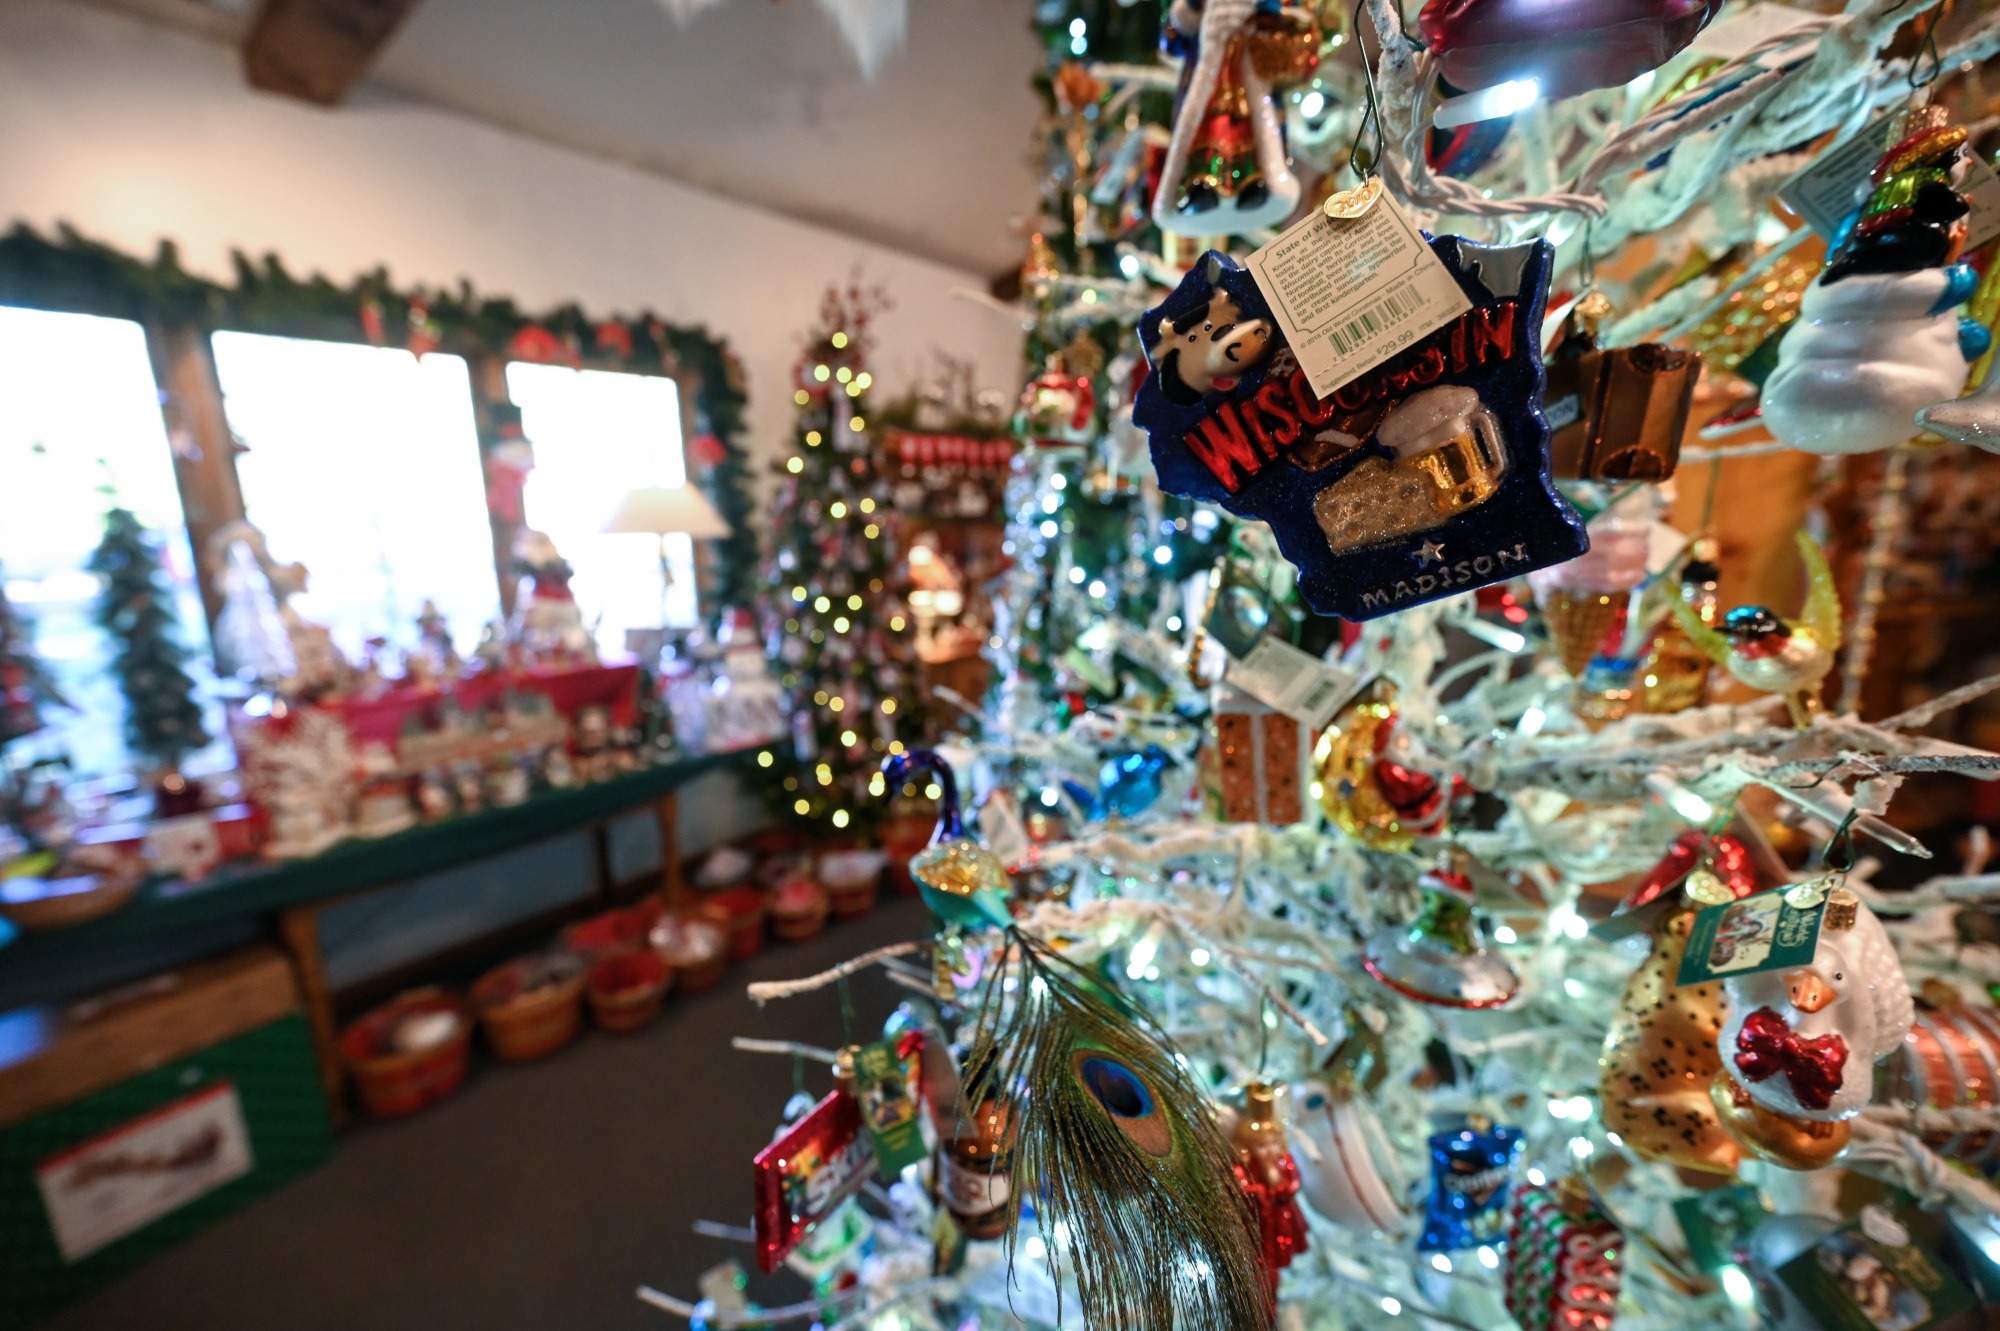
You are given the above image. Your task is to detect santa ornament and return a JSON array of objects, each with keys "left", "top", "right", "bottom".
[
  {"left": 1763, "top": 106, "right": 1982, "bottom": 456},
  {"left": 1153, "top": 0, "right": 1320, "bottom": 236},
  {"left": 1228, "top": 1081, "right": 1310, "bottom": 1299}
]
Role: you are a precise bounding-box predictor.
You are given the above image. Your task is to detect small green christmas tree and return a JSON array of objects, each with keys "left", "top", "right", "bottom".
[
  {"left": 763, "top": 281, "right": 928, "bottom": 831},
  {"left": 89, "top": 507, "right": 210, "bottom": 773}
]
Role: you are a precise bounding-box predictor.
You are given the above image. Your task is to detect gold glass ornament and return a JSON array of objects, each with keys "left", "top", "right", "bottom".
[
  {"left": 1314, "top": 682, "right": 1449, "bottom": 851},
  {"left": 1600, "top": 903, "right": 1740, "bottom": 1173},
  {"left": 1640, "top": 549, "right": 1718, "bottom": 713},
  {"left": 1541, "top": 588, "right": 1627, "bottom": 677},
  {"left": 1709, "top": 1071, "right": 1849, "bottom": 1170},
  {"left": 1683, "top": 244, "right": 1824, "bottom": 382}
]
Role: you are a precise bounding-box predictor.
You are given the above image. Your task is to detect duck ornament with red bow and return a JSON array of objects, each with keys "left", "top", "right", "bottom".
[{"left": 1718, "top": 889, "right": 1912, "bottom": 1125}]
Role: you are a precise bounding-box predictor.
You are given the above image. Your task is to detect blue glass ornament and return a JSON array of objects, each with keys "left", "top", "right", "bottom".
[
  {"left": 1418, "top": 1121, "right": 1523, "bottom": 1252},
  {"left": 1133, "top": 240, "right": 1587, "bottom": 620},
  {"left": 1063, "top": 744, "right": 1172, "bottom": 821}
]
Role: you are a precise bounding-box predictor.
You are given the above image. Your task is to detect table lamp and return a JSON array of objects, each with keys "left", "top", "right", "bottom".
[{"left": 603, "top": 484, "right": 731, "bottom": 627}]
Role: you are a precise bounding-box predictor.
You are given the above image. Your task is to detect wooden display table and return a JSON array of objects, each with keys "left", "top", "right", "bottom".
[{"left": 0, "top": 749, "right": 749, "bottom": 1120}]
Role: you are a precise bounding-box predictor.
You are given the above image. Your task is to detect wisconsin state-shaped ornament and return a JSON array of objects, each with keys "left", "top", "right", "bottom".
[{"left": 1135, "top": 240, "right": 1587, "bottom": 620}]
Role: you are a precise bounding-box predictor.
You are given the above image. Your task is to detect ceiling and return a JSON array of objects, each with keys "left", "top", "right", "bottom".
[{"left": 354, "top": 0, "right": 1048, "bottom": 276}]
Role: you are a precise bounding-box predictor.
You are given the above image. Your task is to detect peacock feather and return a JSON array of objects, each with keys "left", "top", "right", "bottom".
[{"left": 967, "top": 929, "right": 1269, "bottom": 1331}]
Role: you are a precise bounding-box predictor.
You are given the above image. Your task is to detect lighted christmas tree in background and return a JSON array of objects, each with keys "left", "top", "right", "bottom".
[
  {"left": 763, "top": 282, "right": 928, "bottom": 831},
  {"left": 89, "top": 505, "right": 210, "bottom": 776}
]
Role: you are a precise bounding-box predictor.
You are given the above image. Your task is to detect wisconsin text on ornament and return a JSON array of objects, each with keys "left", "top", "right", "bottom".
[{"left": 1180, "top": 300, "right": 1521, "bottom": 492}]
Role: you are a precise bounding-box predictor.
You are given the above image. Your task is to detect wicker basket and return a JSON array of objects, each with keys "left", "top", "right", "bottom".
[
  {"left": 472, "top": 955, "right": 586, "bottom": 1063},
  {"left": 0, "top": 862, "right": 144, "bottom": 931},
  {"left": 563, "top": 905, "right": 659, "bottom": 961},
  {"left": 768, "top": 879, "right": 829, "bottom": 942},
  {"left": 699, "top": 887, "right": 767, "bottom": 962},
  {"left": 339, "top": 988, "right": 472, "bottom": 1119},
  {"left": 652, "top": 915, "right": 728, "bottom": 993},
  {"left": 586, "top": 949, "right": 673, "bottom": 1034},
  {"left": 821, "top": 849, "right": 887, "bottom": 920}
]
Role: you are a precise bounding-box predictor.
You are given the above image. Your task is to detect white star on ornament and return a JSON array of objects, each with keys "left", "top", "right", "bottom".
[{"left": 1415, "top": 540, "right": 1446, "bottom": 566}]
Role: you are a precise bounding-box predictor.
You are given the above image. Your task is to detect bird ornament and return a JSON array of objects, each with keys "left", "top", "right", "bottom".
[
  {"left": 1672, "top": 531, "right": 1840, "bottom": 727},
  {"left": 1717, "top": 888, "right": 1912, "bottom": 1124}
]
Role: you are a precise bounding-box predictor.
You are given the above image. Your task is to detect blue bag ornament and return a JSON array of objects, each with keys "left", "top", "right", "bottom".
[
  {"left": 1134, "top": 239, "right": 1587, "bottom": 620},
  {"left": 1419, "top": 1120, "right": 1523, "bottom": 1252}
]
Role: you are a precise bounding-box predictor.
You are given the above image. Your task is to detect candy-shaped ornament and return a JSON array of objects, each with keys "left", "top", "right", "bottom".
[
  {"left": 1134, "top": 242, "right": 1586, "bottom": 621},
  {"left": 1763, "top": 106, "right": 1984, "bottom": 456},
  {"left": 1153, "top": 0, "right": 1321, "bottom": 236},
  {"left": 1503, "top": 1178, "right": 1625, "bottom": 1331}
]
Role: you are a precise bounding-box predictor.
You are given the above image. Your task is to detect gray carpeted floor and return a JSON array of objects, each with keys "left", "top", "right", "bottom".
[{"left": 44, "top": 896, "right": 932, "bottom": 1331}]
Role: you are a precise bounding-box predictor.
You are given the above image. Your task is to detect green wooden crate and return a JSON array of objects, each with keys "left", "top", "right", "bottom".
[{"left": 0, "top": 1014, "right": 333, "bottom": 1330}]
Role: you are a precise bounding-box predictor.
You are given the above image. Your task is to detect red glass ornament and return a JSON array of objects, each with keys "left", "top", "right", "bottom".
[
  {"left": 1619, "top": 829, "right": 1759, "bottom": 912},
  {"left": 1417, "top": 0, "right": 1724, "bottom": 101},
  {"left": 1232, "top": 1083, "right": 1309, "bottom": 1302}
]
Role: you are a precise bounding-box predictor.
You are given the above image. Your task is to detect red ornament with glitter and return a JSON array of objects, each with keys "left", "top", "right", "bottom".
[
  {"left": 1231, "top": 1082, "right": 1309, "bottom": 1300},
  {"left": 1503, "top": 1179, "right": 1624, "bottom": 1331},
  {"left": 751, "top": 1086, "right": 876, "bottom": 1273}
]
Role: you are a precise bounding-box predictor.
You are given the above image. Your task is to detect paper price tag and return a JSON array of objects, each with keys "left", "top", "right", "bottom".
[
  {"left": 1223, "top": 637, "right": 1361, "bottom": 729},
  {"left": 1782, "top": 113, "right": 2000, "bottom": 250},
  {"left": 1675, "top": 886, "right": 1827, "bottom": 987},
  {"left": 1245, "top": 192, "right": 1472, "bottom": 401}
]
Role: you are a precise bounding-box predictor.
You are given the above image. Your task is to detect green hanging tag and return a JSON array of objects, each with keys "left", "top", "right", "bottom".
[
  {"left": 1672, "top": 1185, "right": 1771, "bottom": 1273},
  {"left": 1676, "top": 885, "right": 1828, "bottom": 987},
  {"left": 852, "top": 1040, "right": 927, "bottom": 1180}
]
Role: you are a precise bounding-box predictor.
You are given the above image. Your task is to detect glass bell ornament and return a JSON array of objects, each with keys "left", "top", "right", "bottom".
[{"left": 1363, "top": 857, "right": 1518, "bottom": 1008}]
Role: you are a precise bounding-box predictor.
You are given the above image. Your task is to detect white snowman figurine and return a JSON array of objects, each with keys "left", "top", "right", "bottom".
[{"left": 1762, "top": 107, "right": 1981, "bottom": 455}]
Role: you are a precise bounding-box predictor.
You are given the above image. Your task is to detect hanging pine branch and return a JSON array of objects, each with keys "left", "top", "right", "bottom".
[{"left": 89, "top": 508, "right": 209, "bottom": 771}]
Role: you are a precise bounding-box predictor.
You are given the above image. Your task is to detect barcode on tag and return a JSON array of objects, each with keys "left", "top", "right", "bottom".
[
  {"left": 1224, "top": 637, "right": 1360, "bottom": 729},
  {"left": 1246, "top": 192, "right": 1472, "bottom": 400},
  {"left": 1325, "top": 283, "right": 1425, "bottom": 357}
]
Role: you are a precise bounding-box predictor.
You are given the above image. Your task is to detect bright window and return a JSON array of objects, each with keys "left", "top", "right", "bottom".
[
  {"left": 0, "top": 306, "right": 224, "bottom": 778},
  {"left": 213, "top": 333, "right": 500, "bottom": 661},
  {"left": 506, "top": 363, "right": 696, "bottom": 653}
]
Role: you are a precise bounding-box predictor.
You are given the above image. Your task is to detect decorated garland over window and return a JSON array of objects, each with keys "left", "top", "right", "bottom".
[{"left": 0, "top": 223, "right": 759, "bottom": 615}]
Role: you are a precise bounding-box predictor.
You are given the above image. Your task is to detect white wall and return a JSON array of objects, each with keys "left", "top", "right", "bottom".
[{"left": 0, "top": 0, "right": 1026, "bottom": 487}]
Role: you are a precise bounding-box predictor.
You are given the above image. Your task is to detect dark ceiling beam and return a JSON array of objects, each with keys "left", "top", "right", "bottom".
[{"left": 242, "top": 0, "right": 426, "bottom": 105}]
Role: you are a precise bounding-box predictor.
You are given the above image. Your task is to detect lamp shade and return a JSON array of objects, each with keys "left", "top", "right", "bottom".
[{"left": 603, "top": 484, "right": 731, "bottom": 538}]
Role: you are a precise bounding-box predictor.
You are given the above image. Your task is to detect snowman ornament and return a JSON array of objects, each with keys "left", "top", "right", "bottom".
[
  {"left": 1762, "top": 106, "right": 1985, "bottom": 456},
  {"left": 1719, "top": 889, "right": 1913, "bottom": 1122}
]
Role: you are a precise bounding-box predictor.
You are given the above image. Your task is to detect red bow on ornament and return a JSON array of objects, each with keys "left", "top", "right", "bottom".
[{"left": 1734, "top": 1007, "right": 1846, "bottom": 1111}]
